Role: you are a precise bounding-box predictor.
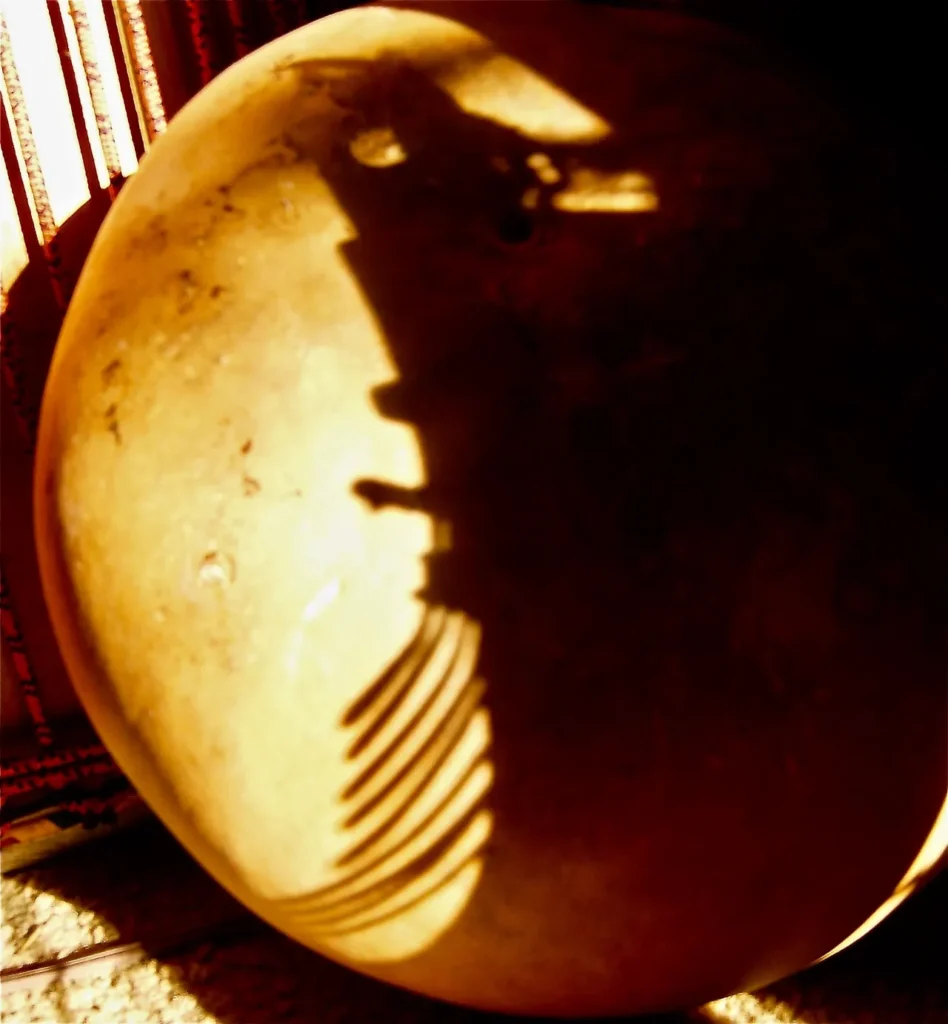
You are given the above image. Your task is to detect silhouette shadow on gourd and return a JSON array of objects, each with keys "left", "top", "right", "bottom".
[{"left": 268, "top": 36, "right": 946, "bottom": 1014}]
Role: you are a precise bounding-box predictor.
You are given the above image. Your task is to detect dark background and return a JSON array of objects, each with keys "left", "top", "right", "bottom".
[{"left": 302, "top": 0, "right": 946, "bottom": 164}]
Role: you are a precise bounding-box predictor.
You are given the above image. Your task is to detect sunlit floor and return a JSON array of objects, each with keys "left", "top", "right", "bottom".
[{"left": 1, "top": 820, "right": 945, "bottom": 1024}]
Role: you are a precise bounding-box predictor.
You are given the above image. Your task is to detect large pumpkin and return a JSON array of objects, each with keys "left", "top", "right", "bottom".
[{"left": 33, "top": 2, "right": 947, "bottom": 1017}]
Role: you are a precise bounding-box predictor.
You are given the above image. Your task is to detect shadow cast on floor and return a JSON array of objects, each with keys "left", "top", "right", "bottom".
[{"left": 2, "top": 817, "right": 946, "bottom": 1021}]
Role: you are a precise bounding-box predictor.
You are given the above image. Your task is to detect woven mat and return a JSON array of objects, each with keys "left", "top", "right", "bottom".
[{"left": 1, "top": 820, "right": 945, "bottom": 1023}]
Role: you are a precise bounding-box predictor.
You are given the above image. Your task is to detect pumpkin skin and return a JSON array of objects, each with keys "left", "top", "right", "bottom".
[{"left": 33, "top": 2, "right": 947, "bottom": 1018}]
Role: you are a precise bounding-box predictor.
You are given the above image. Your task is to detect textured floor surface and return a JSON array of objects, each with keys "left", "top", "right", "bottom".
[{"left": 2, "top": 820, "right": 945, "bottom": 1023}]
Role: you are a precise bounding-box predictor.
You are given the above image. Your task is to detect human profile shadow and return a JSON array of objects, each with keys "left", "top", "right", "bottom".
[{"left": 273, "top": 10, "right": 946, "bottom": 1016}]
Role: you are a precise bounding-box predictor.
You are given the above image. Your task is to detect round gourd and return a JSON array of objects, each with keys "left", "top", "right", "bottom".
[{"left": 34, "top": 2, "right": 947, "bottom": 1017}]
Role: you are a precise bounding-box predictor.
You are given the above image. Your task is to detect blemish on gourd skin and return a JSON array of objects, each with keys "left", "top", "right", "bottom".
[
  {"left": 177, "top": 269, "right": 199, "bottom": 315},
  {"left": 104, "top": 403, "right": 121, "bottom": 445},
  {"left": 198, "top": 550, "right": 235, "bottom": 588},
  {"left": 101, "top": 359, "right": 122, "bottom": 384},
  {"left": 231, "top": 134, "right": 304, "bottom": 190},
  {"left": 237, "top": 439, "right": 260, "bottom": 495},
  {"left": 126, "top": 214, "right": 168, "bottom": 256}
]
